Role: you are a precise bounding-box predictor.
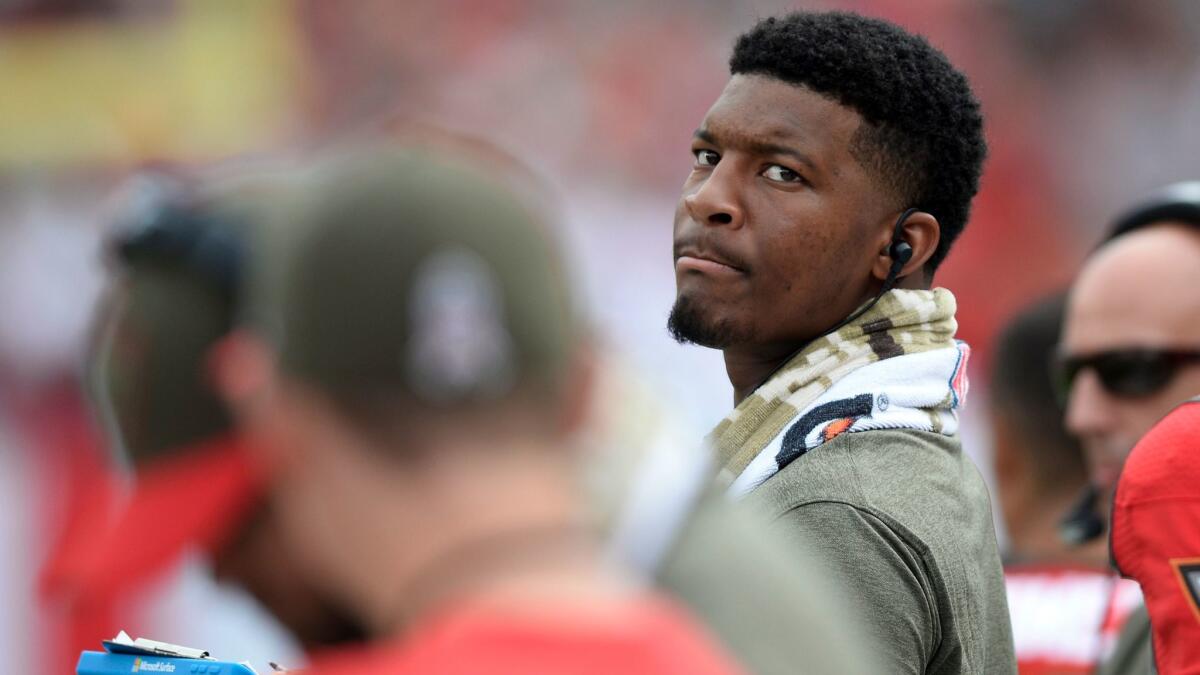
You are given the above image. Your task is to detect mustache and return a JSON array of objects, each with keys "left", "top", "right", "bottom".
[{"left": 673, "top": 236, "right": 750, "bottom": 272}]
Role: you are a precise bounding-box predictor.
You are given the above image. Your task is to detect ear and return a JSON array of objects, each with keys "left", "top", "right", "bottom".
[
  {"left": 870, "top": 210, "right": 941, "bottom": 285},
  {"left": 206, "top": 329, "right": 290, "bottom": 469},
  {"left": 207, "top": 329, "right": 276, "bottom": 418},
  {"left": 555, "top": 340, "right": 598, "bottom": 437}
]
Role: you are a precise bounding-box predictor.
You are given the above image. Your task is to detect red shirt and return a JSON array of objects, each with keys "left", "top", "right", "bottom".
[
  {"left": 1111, "top": 398, "right": 1200, "bottom": 674},
  {"left": 308, "top": 595, "right": 744, "bottom": 675}
]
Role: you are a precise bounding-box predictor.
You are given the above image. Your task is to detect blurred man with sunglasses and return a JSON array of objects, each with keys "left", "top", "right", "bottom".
[
  {"left": 54, "top": 171, "right": 366, "bottom": 665},
  {"left": 1057, "top": 181, "right": 1200, "bottom": 675},
  {"left": 1059, "top": 183, "right": 1200, "bottom": 523}
]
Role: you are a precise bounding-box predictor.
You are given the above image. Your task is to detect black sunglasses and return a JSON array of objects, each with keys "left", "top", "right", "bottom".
[{"left": 1052, "top": 348, "right": 1200, "bottom": 404}]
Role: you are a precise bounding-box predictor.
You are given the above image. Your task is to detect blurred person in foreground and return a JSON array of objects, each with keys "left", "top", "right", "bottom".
[
  {"left": 66, "top": 165, "right": 741, "bottom": 674},
  {"left": 221, "top": 146, "right": 748, "bottom": 674},
  {"left": 668, "top": 11, "right": 1013, "bottom": 674},
  {"left": 1058, "top": 182, "right": 1200, "bottom": 675},
  {"left": 1110, "top": 397, "right": 1200, "bottom": 675},
  {"left": 991, "top": 293, "right": 1141, "bottom": 674},
  {"left": 53, "top": 173, "right": 366, "bottom": 663}
]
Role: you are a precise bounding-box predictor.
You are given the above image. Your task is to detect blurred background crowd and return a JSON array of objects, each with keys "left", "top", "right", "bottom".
[{"left": 2, "top": 0, "right": 1199, "bottom": 672}]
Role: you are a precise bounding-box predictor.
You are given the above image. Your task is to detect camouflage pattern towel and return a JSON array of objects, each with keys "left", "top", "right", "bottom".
[{"left": 710, "top": 288, "right": 969, "bottom": 495}]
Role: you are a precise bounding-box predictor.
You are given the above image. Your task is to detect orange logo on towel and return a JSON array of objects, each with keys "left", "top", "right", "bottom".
[{"left": 823, "top": 417, "right": 855, "bottom": 441}]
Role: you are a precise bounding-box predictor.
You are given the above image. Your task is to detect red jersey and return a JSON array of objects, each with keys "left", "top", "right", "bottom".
[{"left": 307, "top": 595, "right": 744, "bottom": 675}]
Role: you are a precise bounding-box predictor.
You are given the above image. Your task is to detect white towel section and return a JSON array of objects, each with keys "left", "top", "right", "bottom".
[{"left": 728, "top": 343, "right": 969, "bottom": 499}]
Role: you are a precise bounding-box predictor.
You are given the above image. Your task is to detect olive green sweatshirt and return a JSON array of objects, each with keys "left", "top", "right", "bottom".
[{"left": 743, "top": 428, "right": 1016, "bottom": 674}]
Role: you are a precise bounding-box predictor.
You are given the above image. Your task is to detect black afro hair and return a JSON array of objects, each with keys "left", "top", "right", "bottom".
[{"left": 730, "top": 11, "right": 986, "bottom": 272}]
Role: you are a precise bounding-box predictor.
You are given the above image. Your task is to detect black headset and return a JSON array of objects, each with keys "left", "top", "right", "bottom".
[
  {"left": 826, "top": 206, "right": 918, "bottom": 332},
  {"left": 1059, "top": 181, "right": 1200, "bottom": 546},
  {"left": 887, "top": 209, "right": 917, "bottom": 275}
]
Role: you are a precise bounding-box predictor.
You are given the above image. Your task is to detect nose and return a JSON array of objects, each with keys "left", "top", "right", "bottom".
[
  {"left": 1065, "top": 371, "right": 1128, "bottom": 488},
  {"left": 683, "top": 163, "right": 744, "bottom": 229},
  {"left": 1065, "top": 369, "right": 1115, "bottom": 440}
]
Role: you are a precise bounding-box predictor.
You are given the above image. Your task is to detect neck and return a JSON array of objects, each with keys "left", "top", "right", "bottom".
[
  {"left": 723, "top": 343, "right": 799, "bottom": 405},
  {"left": 723, "top": 281, "right": 917, "bottom": 405},
  {"left": 353, "top": 442, "right": 624, "bottom": 636}
]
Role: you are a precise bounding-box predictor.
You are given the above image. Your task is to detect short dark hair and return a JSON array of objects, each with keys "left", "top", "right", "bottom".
[
  {"left": 730, "top": 11, "right": 986, "bottom": 271},
  {"left": 989, "top": 292, "right": 1086, "bottom": 492}
]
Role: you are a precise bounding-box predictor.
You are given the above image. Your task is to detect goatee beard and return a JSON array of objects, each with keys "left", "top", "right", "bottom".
[{"left": 667, "top": 293, "right": 743, "bottom": 348}]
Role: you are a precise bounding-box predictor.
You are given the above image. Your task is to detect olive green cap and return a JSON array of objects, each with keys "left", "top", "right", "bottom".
[{"left": 272, "top": 147, "right": 577, "bottom": 409}]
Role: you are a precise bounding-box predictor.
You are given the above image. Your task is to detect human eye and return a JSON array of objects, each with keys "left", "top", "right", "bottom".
[
  {"left": 762, "top": 164, "right": 804, "bottom": 184},
  {"left": 693, "top": 149, "right": 720, "bottom": 167}
]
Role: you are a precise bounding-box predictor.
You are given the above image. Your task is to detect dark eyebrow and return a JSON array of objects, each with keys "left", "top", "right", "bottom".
[{"left": 693, "top": 127, "right": 819, "bottom": 173}]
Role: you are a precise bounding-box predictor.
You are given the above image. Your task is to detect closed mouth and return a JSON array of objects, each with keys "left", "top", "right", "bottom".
[{"left": 674, "top": 248, "right": 745, "bottom": 273}]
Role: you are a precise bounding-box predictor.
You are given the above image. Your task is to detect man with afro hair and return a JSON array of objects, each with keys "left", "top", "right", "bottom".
[{"left": 669, "top": 11, "right": 1014, "bottom": 674}]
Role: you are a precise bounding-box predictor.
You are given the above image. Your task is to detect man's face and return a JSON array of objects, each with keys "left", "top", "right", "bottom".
[
  {"left": 260, "top": 385, "right": 384, "bottom": 602},
  {"left": 1062, "top": 225, "right": 1200, "bottom": 499},
  {"left": 670, "top": 74, "right": 899, "bottom": 352},
  {"left": 212, "top": 503, "right": 368, "bottom": 647},
  {"left": 243, "top": 370, "right": 453, "bottom": 636}
]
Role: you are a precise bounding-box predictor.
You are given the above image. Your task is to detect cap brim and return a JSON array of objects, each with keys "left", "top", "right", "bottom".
[{"left": 42, "top": 435, "right": 266, "bottom": 603}]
